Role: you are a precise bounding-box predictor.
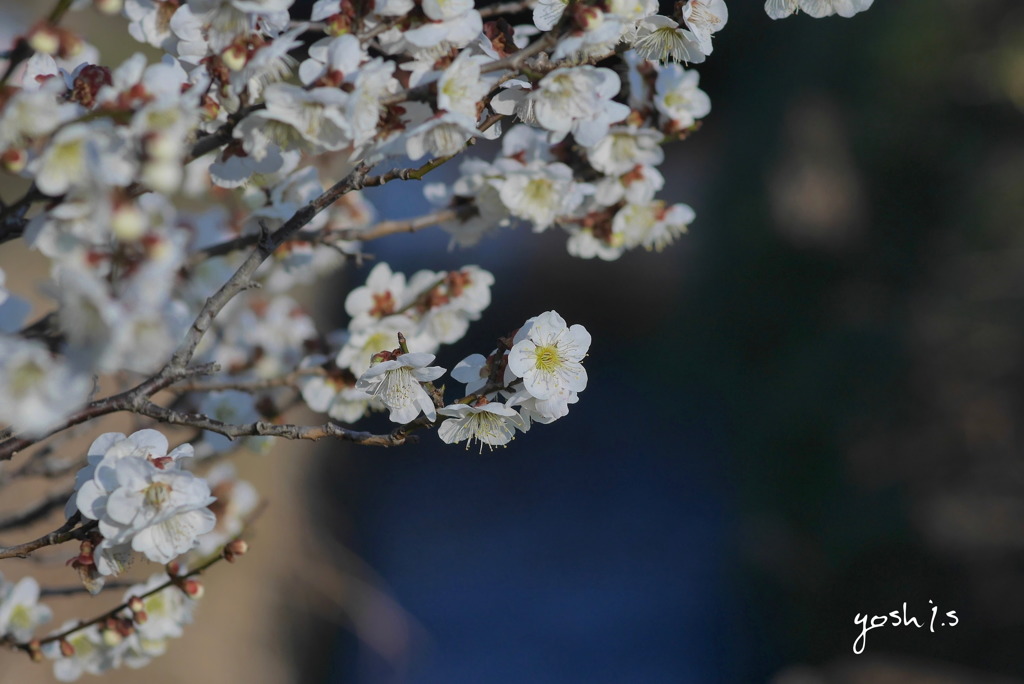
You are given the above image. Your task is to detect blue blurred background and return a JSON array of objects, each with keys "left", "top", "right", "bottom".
[{"left": 295, "top": 2, "right": 1024, "bottom": 682}]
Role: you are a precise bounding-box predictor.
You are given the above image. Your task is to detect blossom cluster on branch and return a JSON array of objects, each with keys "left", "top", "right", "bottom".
[{"left": 0, "top": 0, "right": 872, "bottom": 676}]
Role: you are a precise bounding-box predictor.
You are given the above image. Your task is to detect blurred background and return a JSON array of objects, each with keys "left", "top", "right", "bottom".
[{"left": 4, "top": 0, "right": 1024, "bottom": 682}]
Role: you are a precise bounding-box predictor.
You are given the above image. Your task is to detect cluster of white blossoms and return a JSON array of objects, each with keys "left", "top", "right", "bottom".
[
  {"left": 65, "top": 430, "right": 216, "bottom": 590},
  {"left": 299, "top": 262, "right": 494, "bottom": 423},
  {"left": 311, "top": 306, "right": 591, "bottom": 451},
  {"left": 42, "top": 572, "right": 200, "bottom": 681},
  {"left": 0, "top": 0, "right": 874, "bottom": 675}
]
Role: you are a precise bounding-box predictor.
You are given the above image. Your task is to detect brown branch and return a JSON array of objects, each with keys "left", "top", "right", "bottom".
[
  {"left": 0, "top": 363, "right": 219, "bottom": 462},
  {"left": 134, "top": 401, "right": 417, "bottom": 448},
  {"left": 0, "top": 515, "right": 92, "bottom": 561}
]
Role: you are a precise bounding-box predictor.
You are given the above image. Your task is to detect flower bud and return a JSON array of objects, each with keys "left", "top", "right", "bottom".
[
  {"left": 27, "top": 27, "right": 60, "bottom": 56},
  {"left": 101, "top": 628, "right": 123, "bottom": 647},
  {"left": 133, "top": 610, "right": 148, "bottom": 625},
  {"left": 222, "top": 44, "right": 248, "bottom": 72},
  {"left": 28, "top": 640, "right": 43, "bottom": 662},
  {"left": 128, "top": 596, "right": 145, "bottom": 614},
  {"left": 111, "top": 204, "right": 146, "bottom": 242},
  {"left": 166, "top": 561, "right": 181, "bottom": 577},
  {"left": 223, "top": 539, "right": 248, "bottom": 563},
  {"left": 1, "top": 148, "right": 26, "bottom": 173},
  {"left": 59, "top": 639, "right": 75, "bottom": 658},
  {"left": 183, "top": 578, "right": 204, "bottom": 599},
  {"left": 94, "top": 0, "right": 123, "bottom": 13}
]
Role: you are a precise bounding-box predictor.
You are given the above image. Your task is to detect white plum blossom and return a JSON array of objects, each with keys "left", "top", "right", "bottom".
[
  {"left": 0, "top": 336, "right": 91, "bottom": 438},
  {"left": 529, "top": 66, "right": 630, "bottom": 146},
  {"left": 586, "top": 126, "right": 665, "bottom": 175},
  {"left": 654, "top": 64, "right": 712, "bottom": 128},
  {"left": 0, "top": 575, "right": 52, "bottom": 642},
  {"left": 614, "top": 200, "right": 695, "bottom": 251},
  {"left": 72, "top": 430, "right": 216, "bottom": 568},
  {"left": 29, "top": 121, "right": 135, "bottom": 196},
  {"left": 437, "top": 401, "right": 527, "bottom": 451},
  {"left": 404, "top": 111, "right": 482, "bottom": 160},
  {"left": 195, "top": 464, "right": 260, "bottom": 555},
  {"left": 533, "top": 0, "right": 568, "bottom": 30},
  {"left": 298, "top": 355, "right": 374, "bottom": 424},
  {"left": 631, "top": 16, "right": 706, "bottom": 64},
  {"left": 355, "top": 352, "right": 446, "bottom": 424},
  {"left": 437, "top": 52, "right": 492, "bottom": 119},
  {"left": 794, "top": 0, "right": 873, "bottom": 18},
  {"left": 498, "top": 162, "right": 591, "bottom": 231},
  {"left": 507, "top": 311, "right": 590, "bottom": 401},
  {"left": 679, "top": 0, "right": 728, "bottom": 55}
]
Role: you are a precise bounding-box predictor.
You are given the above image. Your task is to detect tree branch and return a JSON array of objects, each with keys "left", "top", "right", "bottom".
[
  {"left": 0, "top": 515, "right": 92, "bottom": 560},
  {"left": 134, "top": 401, "right": 417, "bottom": 448}
]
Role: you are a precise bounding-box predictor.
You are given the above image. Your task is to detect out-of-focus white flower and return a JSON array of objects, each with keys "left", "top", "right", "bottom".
[
  {"left": 195, "top": 464, "right": 260, "bottom": 555},
  {"left": 198, "top": 390, "right": 273, "bottom": 453},
  {"left": 653, "top": 64, "right": 711, "bottom": 127},
  {"left": 30, "top": 121, "right": 136, "bottom": 196},
  {"left": 614, "top": 200, "right": 695, "bottom": 251},
  {"left": 44, "top": 621, "right": 120, "bottom": 681},
  {"left": 585, "top": 126, "right": 664, "bottom": 175},
  {"left": 404, "top": 111, "right": 481, "bottom": 160},
  {"left": 0, "top": 575, "right": 52, "bottom": 642},
  {"left": 355, "top": 352, "right": 445, "bottom": 424},
  {"left": 437, "top": 52, "right": 491, "bottom": 119},
  {"left": 497, "top": 162, "right": 591, "bottom": 231},
  {"left": 0, "top": 336, "right": 91, "bottom": 438},
  {"left": 529, "top": 66, "right": 629, "bottom": 146},
  {"left": 298, "top": 355, "right": 374, "bottom": 423}
]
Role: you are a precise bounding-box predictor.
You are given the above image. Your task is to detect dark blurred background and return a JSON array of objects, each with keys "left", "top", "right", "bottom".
[{"left": 291, "top": 1, "right": 1024, "bottom": 682}]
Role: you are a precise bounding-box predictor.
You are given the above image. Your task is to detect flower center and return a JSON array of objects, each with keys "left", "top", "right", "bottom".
[
  {"left": 533, "top": 344, "right": 561, "bottom": 372},
  {"left": 143, "top": 481, "right": 172, "bottom": 509}
]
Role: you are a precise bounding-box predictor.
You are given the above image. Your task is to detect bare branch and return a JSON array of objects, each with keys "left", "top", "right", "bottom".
[
  {"left": 0, "top": 515, "right": 92, "bottom": 561},
  {"left": 134, "top": 401, "right": 417, "bottom": 448},
  {"left": 0, "top": 363, "right": 219, "bottom": 462}
]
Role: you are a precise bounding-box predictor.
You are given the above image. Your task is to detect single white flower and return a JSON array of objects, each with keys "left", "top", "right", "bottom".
[
  {"left": 437, "top": 401, "right": 527, "bottom": 451},
  {"left": 679, "top": 0, "right": 728, "bottom": 55},
  {"left": 355, "top": 352, "right": 445, "bottom": 424},
  {"left": 497, "top": 162, "right": 591, "bottom": 231},
  {"left": 0, "top": 336, "right": 91, "bottom": 438},
  {"left": 0, "top": 575, "right": 52, "bottom": 642},
  {"left": 764, "top": 0, "right": 798, "bottom": 19},
  {"left": 404, "top": 111, "right": 481, "bottom": 160},
  {"left": 799, "top": 0, "right": 873, "bottom": 18},
  {"left": 532, "top": 0, "right": 568, "bottom": 30},
  {"left": 529, "top": 66, "right": 629, "bottom": 145},
  {"left": 507, "top": 311, "right": 590, "bottom": 401},
  {"left": 631, "top": 16, "right": 706, "bottom": 64},
  {"left": 585, "top": 126, "right": 665, "bottom": 175},
  {"left": 437, "top": 52, "right": 491, "bottom": 119},
  {"left": 654, "top": 64, "right": 711, "bottom": 127}
]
